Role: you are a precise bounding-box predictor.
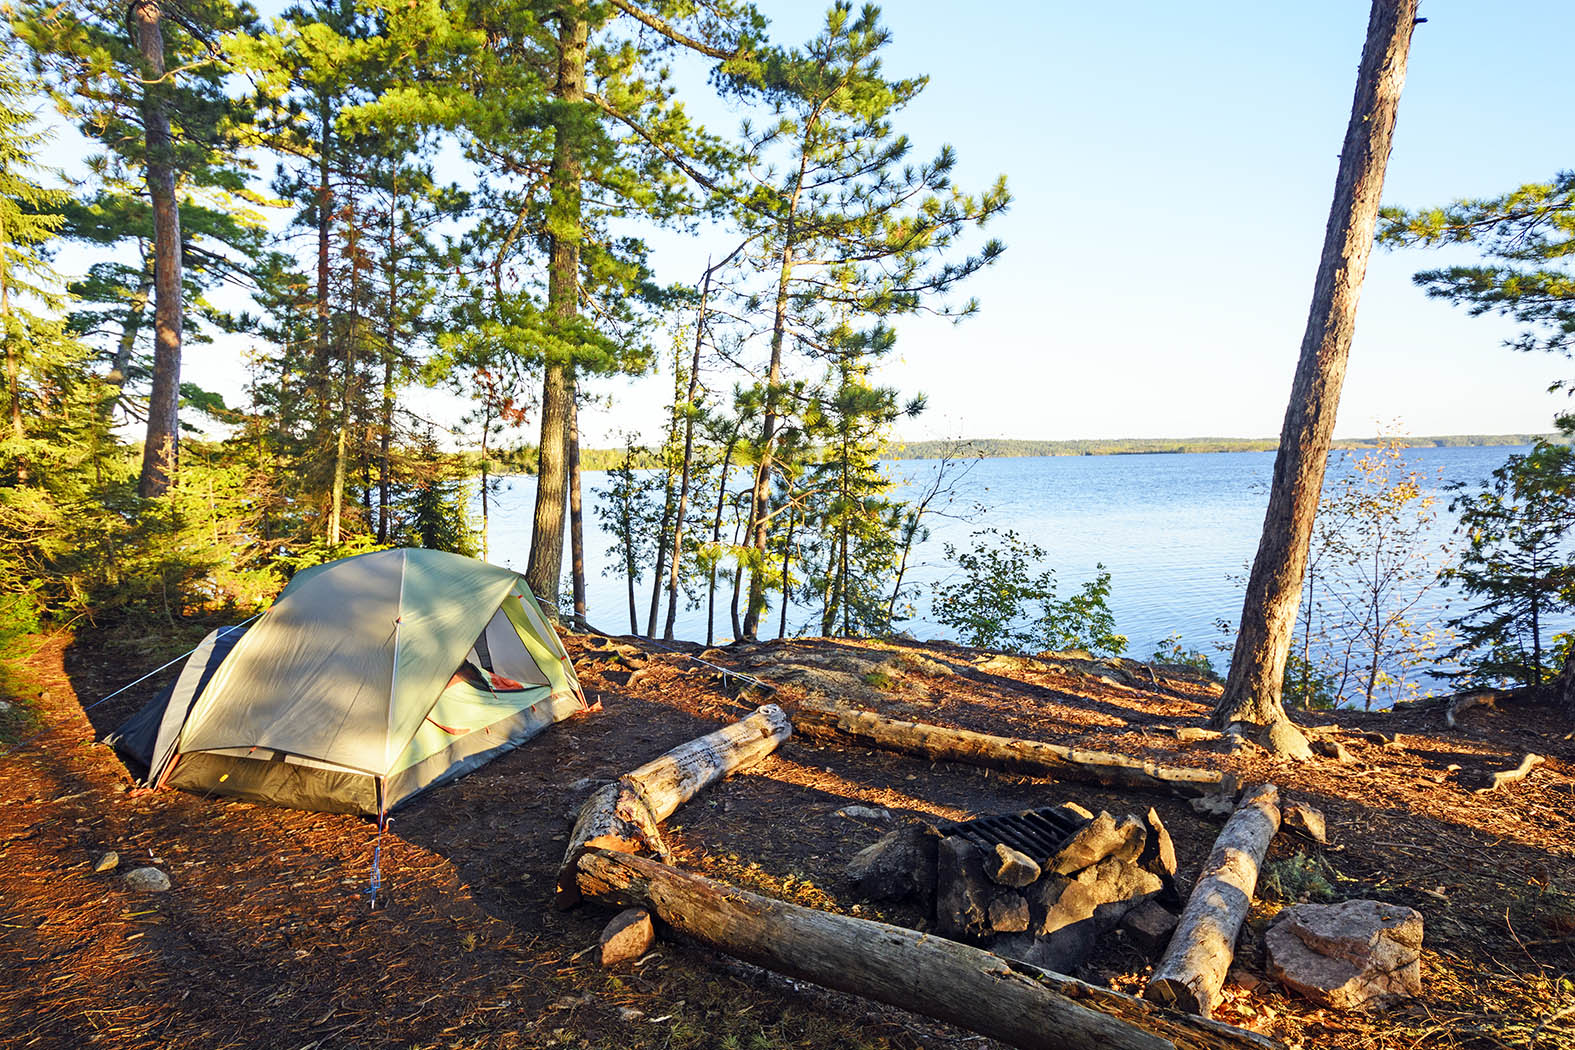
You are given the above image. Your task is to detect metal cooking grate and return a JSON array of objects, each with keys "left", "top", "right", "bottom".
[{"left": 936, "top": 807, "right": 1088, "bottom": 863}]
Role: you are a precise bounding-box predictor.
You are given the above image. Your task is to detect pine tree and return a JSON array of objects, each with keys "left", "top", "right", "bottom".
[
  {"left": 725, "top": 2, "right": 1008, "bottom": 638},
  {"left": 391, "top": 0, "right": 762, "bottom": 612},
  {"left": 1379, "top": 171, "right": 1575, "bottom": 365},
  {"left": 1444, "top": 442, "right": 1575, "bottom": 687},
  {"left": 801, "top": 353, "right": 916, "bottom": 637},
  {"left": 0, "top": 59, "right": 74, "bottom": 487},
  {"left": 16, "top": 0, "right": 262, "bottom": 497}
]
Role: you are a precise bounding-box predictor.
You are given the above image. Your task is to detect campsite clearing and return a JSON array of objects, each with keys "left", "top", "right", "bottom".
[{"left": 1, "top": 628, "right": 1572, "bottom": 1050}]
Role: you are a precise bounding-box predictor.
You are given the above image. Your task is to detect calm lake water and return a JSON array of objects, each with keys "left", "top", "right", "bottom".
[{"left": 481, "top": 445, "right": 1534, "bottom": 671}]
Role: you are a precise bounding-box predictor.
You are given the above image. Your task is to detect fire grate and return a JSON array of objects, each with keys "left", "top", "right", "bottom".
[{"left": 936, "top": 807, "right": 1088, "bottom": 863}]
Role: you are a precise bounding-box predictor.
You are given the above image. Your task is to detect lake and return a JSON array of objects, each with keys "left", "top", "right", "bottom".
[{"left": 481, "top": 445, "right": 1535, "bottom": 682}]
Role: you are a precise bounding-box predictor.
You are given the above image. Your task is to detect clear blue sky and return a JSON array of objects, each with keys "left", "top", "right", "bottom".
[
  {"left": 600, "top": 0, "right": 1575, "bottom": 445},
  {"left": 43, "top": 1, "right": 1575, "bottom": 446}
]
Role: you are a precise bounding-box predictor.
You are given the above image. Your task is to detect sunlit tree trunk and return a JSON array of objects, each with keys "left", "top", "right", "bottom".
[
  {"left": 742, "top": 154, "right": 810, "bottom": 639},
  {"left": 1, "top": 207, "right": 24, "bottom": 485},
  {"left": 664, "top": 262, "right": 714, "bottom": 639},
  {"left": 1215, "top": 0, "right": 1420, "bottom": 741},
  {"left": 705, "top": 438, "right": 735, "bottom": 647},
  {"left": 569, "top": 392, "right": 588, "bottom": 628},
  {"left": 132, "top": 0, "right": 182, "bottom": 498},
  {"left": 525, "top": 10, "right": 588, "bottom": 613}
]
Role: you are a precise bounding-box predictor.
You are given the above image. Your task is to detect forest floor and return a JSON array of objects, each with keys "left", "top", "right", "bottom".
[{"left": 1, "top": 623, "right": 1573, "bottom": 1050}]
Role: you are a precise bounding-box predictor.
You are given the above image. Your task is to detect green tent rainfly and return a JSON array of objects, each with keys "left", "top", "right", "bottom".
[{"left": 106, "top": 549, "right": 585, "bottom": 815}]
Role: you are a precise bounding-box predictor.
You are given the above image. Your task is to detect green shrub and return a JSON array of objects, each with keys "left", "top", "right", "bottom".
[
  {"left": 934, "top": 528, "right": 1126, "bottom": 656},
  {"left": 1263, "top": 850, "right": 1340, "bottom": 902},
  {"left": 1150, "top": 633, "right": 1218, "bottom": 678}
]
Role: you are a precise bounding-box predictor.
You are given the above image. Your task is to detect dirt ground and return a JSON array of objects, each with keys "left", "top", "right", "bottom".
[{"left": 2, "top": 625, "right": 1572, "bottom": 1050}]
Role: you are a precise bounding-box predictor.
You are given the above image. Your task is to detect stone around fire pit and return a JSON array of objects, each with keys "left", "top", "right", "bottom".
[
  {"left": 1048, "top": 812, "right": 1143, "bottom": 875},
  {"left": 989, "top": 844, "right": 1041, "bottom": 888},
  {"left": 845, "top": 823, "right": 940, "bottom": 904},
  {"left": 924, "top": 803, "right": 1175, "bottom": 974},
  {"left": 988, "top": 895, "right": 1031, "bottom": 933},
  {"left": 1140, "top": 807, "right": 1177, "bottom": 879},
  {"left": 935, "top": 836, "right": 997, "bottom": 939}
]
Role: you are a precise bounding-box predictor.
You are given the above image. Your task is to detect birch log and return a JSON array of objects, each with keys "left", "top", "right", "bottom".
[
  {"left": 1145, "top": 784, "right": 1282, "bottom": 1017},
  {"left": 794, "top": 700, "right": 1232, "bottom": 799},
  {"left": 558, "top": 703, "right": 791, "bottom": 902},
  {"left": 574, "top": 848, "right": 1279, "bottom": 1050}
]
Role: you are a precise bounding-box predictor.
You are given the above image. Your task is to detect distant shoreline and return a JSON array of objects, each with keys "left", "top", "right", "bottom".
[
  {"left": 881, "top": 434, "right": 1559, "bottom": 460},
  {"left": 475, "top": 433, "right": 1558, "bottom": 474}
]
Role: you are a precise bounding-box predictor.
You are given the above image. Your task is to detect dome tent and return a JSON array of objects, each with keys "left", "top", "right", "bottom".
[{"left": 107, "top": 549, "right": 584, "bottom": 815}]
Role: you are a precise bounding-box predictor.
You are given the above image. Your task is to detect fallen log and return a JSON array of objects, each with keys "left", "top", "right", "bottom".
[
  {"left": 1145, "top": 784, "right": 1281, "bottom": 1018},
  {"left": 575, "top": 848, "right": 1278, "bottom": 1050},
  {"left": 793, "top": 700, "right": 1233, "bottom": 799},
  {"left": 558, "top": 703, "right": 791, "bottom": 902}
]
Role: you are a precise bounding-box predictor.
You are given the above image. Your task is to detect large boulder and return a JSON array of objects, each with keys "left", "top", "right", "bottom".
[{"left": 1266, "top": 899, "right": 1423, "bottom": 1010}]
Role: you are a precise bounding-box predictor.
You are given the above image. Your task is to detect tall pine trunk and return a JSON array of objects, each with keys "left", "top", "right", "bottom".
[
  {"left": 524, "top": 11, "right": 588, "bottom": 612},
  {"left": 378, "top": 175, "right": 399, "bottom": 544},
  {"left": 132, "top": 0, "right": 182, "bottom": 498},
  {"left": 1215, "top": 0, "right": 1419, "bottom": 739},
  {"left": 645, "top": 378, "right": 682, "bottom": 635},
  {"left": 107, "top": 249, "right": 153, "bottom": 394},
  {"left": 778, "top": 486, "right": 794, "bottom": 639},
  {"left": 1, "top": 209, "right": 24, "bottom": 485},
  {"left": 741, "top": 152, "right": 810, "bottom": 639},
  {"left": 664, "top": 261, "right": 717, "bottom": 639},
  {"left": 569, "top": 392, "right": 588, "bottom": 628},
  {"left": 705, "top": 439, "right": 735, "bottom": 647},
  {"left": 328, "top": 195, "right": 361, "bottom": 546}
]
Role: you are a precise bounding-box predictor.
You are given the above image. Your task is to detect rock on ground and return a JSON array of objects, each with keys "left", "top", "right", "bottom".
[
  {"left": 1140, "top": 808, "right": 1177, "bottom": 879},
  {"left": 123, "top": 867, "right": 170, "bottom": 893},
  {"left": 1049, "top": 812, "right": 1143, "bottom": 874},
  {"left": 1283, "top": 801, "right": 1329, "bottom": 844},
  {"left": 1266, "top": 899, "right": 1423, "bottom": 1010},
  {"left": 1121, "top": 899, "right": 1179, "bottom": 952}
]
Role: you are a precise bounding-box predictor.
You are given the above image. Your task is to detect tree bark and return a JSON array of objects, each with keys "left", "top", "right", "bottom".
[
  {"left": 569, "top": 391, "right": 588, "bottom": 628},
  {"left": 1145, "top": 785, "right": 1281, "bottom": 1018},
  {"left": 106, "top": 249, "right": 153, "bottom": 393},
  {"left": 1214, "top": 0, "right": 1419, "bottom": 739},
  {"left": 665, "top": 260, "right": 715, "bottom": 639},
  {"left": 558, "top": 702, "right": 791, "bottom": 901},
  {"left": 132, "top": 0, "right": 183, "bottom": 498},
  {"left": 572, "top": 850, "right": 1277, "bottom": 1050},
  {"left": 705, "top": 438, "right": 735, "bottom": 647},
  {"left": 524, "top": 10, "right": 588, "bottom": 611},
  {"left": 0, "top": 206, "right": 24, "bottom": 485},
  {"left": 741, "top": 147, "right": 812, "bottom": 640},
  {"left": 646, "top": 437, "right": 677, "bottom": 636},
  {"left": 793, "top": 701, "right": 1234, "bottom": 799}
]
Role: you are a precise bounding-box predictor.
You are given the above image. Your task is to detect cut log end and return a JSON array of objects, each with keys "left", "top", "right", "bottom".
[
  {"left": 1144, "top": 975, "right": 1205, "bottom": 1016},
  {"left": 599, "top": 907, "right": 655, "bottom": 967}
]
